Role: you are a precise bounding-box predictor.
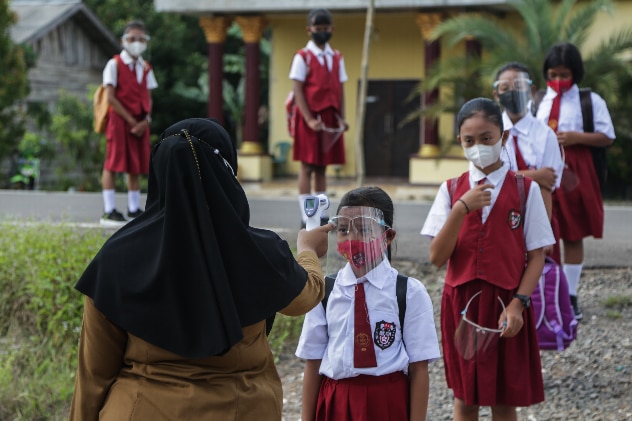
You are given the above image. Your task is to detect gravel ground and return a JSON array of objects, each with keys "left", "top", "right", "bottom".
[{"left": 278, "top": 262, "right": 632, "bottom": 421}]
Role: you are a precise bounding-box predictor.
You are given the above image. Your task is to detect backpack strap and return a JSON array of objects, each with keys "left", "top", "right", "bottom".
[
  {"left": 515, "top": 173, "right": 526, "bottom": 216},
  {"left": 322, "top": 274, "right": 408, "bottom": 333},
  {"left": 395, "top": 274, "right": 407, "bottom": 332}
]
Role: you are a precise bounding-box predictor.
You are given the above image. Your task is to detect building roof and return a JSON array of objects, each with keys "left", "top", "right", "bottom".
[
  {"left": 155, "top": 0, "right": 511, "bottom": 14},
  {"left": 10, "top": 0, "right": 119, "bottom": 55}
]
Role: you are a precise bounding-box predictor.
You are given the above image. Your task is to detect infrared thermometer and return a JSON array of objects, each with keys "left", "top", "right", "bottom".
[{"left": 304, "top": 194, "right": 330, "bottom": 231}]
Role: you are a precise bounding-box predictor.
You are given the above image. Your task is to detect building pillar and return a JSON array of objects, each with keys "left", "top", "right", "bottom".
[
  {"left": 415, "top": 13, "right": 442, "bottom": 158},
  {"left": 235, "top": 15, "right": 267, "bottom": 155},
  {"left": 199, "top": 16, "right": 230, "bottom": 125}
]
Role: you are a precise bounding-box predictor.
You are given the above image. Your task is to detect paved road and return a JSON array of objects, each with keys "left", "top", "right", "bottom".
[{"left": 1, "top": 190, "right": 630, "bottom": 268}]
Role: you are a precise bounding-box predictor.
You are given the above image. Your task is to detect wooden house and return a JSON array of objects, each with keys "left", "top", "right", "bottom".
[{"left": 10, "top": 0, "right": 119, "bottom": 107}]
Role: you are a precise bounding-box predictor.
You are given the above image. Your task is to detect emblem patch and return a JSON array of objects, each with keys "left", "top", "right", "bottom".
[
  {"left": 373, "top": 320, "right": 396, "bottom": 350},
  {"left": 508, "top": 209, "right": 522, "bottom": 229}
]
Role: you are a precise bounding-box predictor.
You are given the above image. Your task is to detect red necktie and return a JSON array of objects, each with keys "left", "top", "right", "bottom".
[
  {"left": 354, "top": 282, "right": 377, "bottom": 368},
  {"left": 512, "top": 135, "right": 529, "bottom": 170},
  {"left": 548, "top": 92, "right": 561, "bottom": 133}
]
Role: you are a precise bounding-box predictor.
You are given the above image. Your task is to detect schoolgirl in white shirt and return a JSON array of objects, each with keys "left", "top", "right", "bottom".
[
  {"left": 421, "top": 97, "right": 554, "bottom": 421},
  {"left": 297, "top": 186, "right": 440, "bottom": 421},
  {"left": 535, "top": 42, "right": 615, "bottom": 319}
]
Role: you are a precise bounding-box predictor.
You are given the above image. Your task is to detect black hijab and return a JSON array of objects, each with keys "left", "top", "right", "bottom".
[{"left": 76, "top": 118, "right": 308, "bottom": 358}]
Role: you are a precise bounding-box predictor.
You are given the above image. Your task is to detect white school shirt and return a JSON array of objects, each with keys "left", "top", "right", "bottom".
[
  {"left": 289, "top": 40, "right": 348, "bottom": 83},
  {"left": 103, "top": 49, "right": 158, "bottom": 89},
  {"left": 420, "top": 163, "right": 555, "bottom": 252},
  {"left": 535, "top": 84, "right": 615, "bottom": 139},
  {"left": 296, "top": 259, "right": 440, "bottom": 380},
  {"left": 501, "top": 112, "right": 564, "bottom": 190}
]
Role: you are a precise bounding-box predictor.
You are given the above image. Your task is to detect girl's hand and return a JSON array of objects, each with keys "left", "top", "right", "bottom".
[
  {"left": 556, "top": 131, "right": 581, "bottom": 147},
  {"left": 499, "top": 300, "right": 524, "bottom": 338},
  {"left": 458, "top": 183, "right": 493, "bottom": 213},
  {"left": 533, "top": 167, "right": 557, "bottom": 191},
  {"left": 307, "top": 118, "right": 322, "bottom": 131}
]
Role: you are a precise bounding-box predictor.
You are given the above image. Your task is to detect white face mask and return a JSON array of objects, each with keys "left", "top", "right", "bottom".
[
  {"left": 462, "top": 139, "right": 502, "bottom": 169},
  {"left": 123, "top": 41, "right": 147, "bottom": 57}
]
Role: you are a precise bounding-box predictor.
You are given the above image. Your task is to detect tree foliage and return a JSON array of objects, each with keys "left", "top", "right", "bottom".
[{"left": 0, "top": 0, "right": 29, "bottom": 164}]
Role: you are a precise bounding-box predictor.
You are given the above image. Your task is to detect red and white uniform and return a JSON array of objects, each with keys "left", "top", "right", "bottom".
[
  {"left": 296, "top": 259, "right": 440, "bottom": 420},
  {"left": 421, "top": 164, "right": 554, "bottom": 407},
  {"left": 102, "top": 50, "right": 158, "bottom": 175},
  {"left": 535, "top": 84, "right": 615, "bottom": 241},
  {"left": 289, "top": 40, "right": 347, "bottom": 166}
]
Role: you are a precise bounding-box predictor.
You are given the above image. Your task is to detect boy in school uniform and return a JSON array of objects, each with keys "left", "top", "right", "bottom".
[
  {"left": 289, "top": 8, "right": 349, "bottom": 227},
  {"left": 100, "top": 20, "right": 158, "bottom": 226}
]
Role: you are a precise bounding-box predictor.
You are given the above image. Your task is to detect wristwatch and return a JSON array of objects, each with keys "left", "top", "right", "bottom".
[{"left": 513, "top": 294, "right": 531, "bottom": 309}]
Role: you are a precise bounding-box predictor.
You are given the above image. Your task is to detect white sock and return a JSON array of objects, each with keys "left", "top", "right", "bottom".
[
  {"left": 128, "top": 190, "right": 140, "bottom": 212},
  {"left": 299, "top": 194, "right": 310, "bottom": 223},
  {"left": 103, "top": 189, "right": 116, "bottom": 213},
  {"left": 563, "top": 263, "right": 583, "bottom": 296},
  {"left": 315, "top": 191, "right": 329, "bottom": 219}
]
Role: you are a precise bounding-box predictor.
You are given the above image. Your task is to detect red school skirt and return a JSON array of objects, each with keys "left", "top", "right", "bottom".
[
  {"left": 441, "top": 279, "right": 545, "bottom": 407},
  {"left": 104, "top": 111, "right": 150, "bottom": 175},
  {"left": 292, "top": 106, "right": 345, "bottom": 166},
  {"left": 316, "top": 372, "right": 408, "bottom": 421},
  {"left": 554, "top": 144, "right": 603, "bottom": 241}
]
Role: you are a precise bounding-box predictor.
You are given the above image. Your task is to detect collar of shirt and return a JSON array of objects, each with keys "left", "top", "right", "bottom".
[
  {"left": 469, "top": 161, "right": 508, "bottom": 187},
  {"left": 335, "top": 258, "right": 394, "bottom": 290},
  {"left": 119, "top": 49, "right": 145, "bottom": 68},
  {"left": 543, "top": 82, "right": 579, "bottom": 101},
  {"left": 306, "top": 40, "right": 334, "bottom": 57}
]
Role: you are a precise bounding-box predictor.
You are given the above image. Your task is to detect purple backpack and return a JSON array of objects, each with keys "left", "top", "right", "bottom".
[{"left": 531, "top": 257, "right": 578, "bottom": 351}]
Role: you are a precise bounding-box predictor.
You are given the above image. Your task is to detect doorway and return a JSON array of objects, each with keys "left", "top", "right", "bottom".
[{"left": 362, "top": 80, "right": 420, "bottom": 178}]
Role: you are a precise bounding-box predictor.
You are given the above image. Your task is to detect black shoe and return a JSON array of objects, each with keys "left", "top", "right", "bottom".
[
  {"left": 127, "top": 208, "right": 144, "bottom": 219},
  {"left": 100, "top": 209, "right": 128, "bottom": 227},
  {"left": 570, "top": 295, "right": 583, "bottom": 321}
]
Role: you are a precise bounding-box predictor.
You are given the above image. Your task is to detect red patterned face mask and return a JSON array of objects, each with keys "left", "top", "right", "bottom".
[
  {"left": 337, "top": 234, "right": 387, "bottom": 269},
  {"left": 547, "top": 79, "right": 573, "bottom": 94}
]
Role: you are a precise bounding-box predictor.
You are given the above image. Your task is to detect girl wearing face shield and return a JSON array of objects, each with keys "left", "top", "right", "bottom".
[
  {"left": 493, "top": 62, "right": 564, "bottom": 261},
  {"left": 297, "top": 187, "right": 440, "bottom": 421},
  {"left": 421, "top": 98, "right": 554, "bottom": 420}
]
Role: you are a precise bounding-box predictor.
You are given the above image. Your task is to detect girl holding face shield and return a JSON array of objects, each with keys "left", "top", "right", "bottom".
[{"left": 296, "top": 187, "right": 440, "bottom": 421}]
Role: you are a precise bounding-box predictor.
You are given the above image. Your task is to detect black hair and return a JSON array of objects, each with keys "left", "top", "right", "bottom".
[
  {"left": 307, "top": 9, "right": 333, "bottom": 26},
  {"left": 542, "top": 42, "right": 584, "bottom": 84},
  {"left": 494, "top": 61, "right": 531, "bottom": 82},
  {"left": 337, "top": 186, "right": 395, "bottom": 261},
  {"left": 123, "top": 20, "right": 147, "bottom": 36},
  {"left": 456, "top": 97, "right": 504, "bottom": 133}
]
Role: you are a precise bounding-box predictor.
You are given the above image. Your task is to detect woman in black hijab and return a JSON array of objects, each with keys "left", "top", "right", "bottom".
[{"left": 70, "top": 118, "right": 331, "bottom": 420}]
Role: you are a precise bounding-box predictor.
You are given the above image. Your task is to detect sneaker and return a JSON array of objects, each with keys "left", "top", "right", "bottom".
[
  {"left": 570, "top": 295, "right": 583, "bottom": 321},
  {"left": 127, "top": 208, "right": 144, "bottom": 219},
  {"left": 100, "top": 209, "right": 128, "bottom": 227}
]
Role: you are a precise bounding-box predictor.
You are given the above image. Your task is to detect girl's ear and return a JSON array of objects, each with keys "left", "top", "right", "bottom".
[
  {"left": 501, "top": 129, "right": 510, "bottom": 146},
  {"left": 385, "top": 229, "right": 396, "bottom": 245}
]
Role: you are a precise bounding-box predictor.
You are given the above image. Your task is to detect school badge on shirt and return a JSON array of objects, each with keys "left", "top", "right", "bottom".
[
  {"left": 508, "top": 209, "right": 522, "bottom": 229},
  {"left": 374, "top": 320, "right": 396, "bottom": 350}
]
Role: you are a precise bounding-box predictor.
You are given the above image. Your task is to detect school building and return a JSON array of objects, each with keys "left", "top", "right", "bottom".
[{"left": 154, "top": 0, "right": 631, "bottom": 185}]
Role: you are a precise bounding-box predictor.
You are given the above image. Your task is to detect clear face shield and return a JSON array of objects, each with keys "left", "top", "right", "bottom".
[
  {"left": 454, "top": 291, "right": 507, "bottom": 360},
  {"left": 327, "top": 206, "right": 391, "bottom": 278},
  {"left": 494, "top": 71, "right": 532, "bottom": 116}
]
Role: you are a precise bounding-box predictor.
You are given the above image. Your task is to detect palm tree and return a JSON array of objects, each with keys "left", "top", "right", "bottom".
[{"left": 418, "top": 0, "right": 632, "bottom": 197}]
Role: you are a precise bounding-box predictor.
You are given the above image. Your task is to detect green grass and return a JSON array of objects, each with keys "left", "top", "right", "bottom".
[
  {"left": 603, "top": 295, "right": 632, "bottom": 308},
  {"left": 0, "top": 222, "right": 308, "bottom": 419}
]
